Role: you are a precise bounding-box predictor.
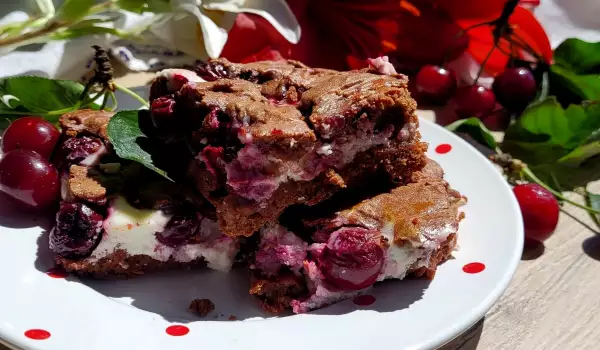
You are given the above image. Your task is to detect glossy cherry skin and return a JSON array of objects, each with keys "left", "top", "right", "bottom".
[
  {"left": 513, "top": 184, "right": 559, "bottom": 242},
  {"left": 453, "top": 85, "right": 497, "bottom": 118},
  {"left": 492, "top": 67, "right": 537, "bottom": 112},
  {"left": 318, "top": 227, "right": 385, "bottom": 291},
  {"left": 1, "top": 117, "right": 60, "bottom": 159},
  {"left": 0, "top": 149, "right": 60, "bottom": 209},
  {"left": 414, "top": 65, "right": 457, "bottom": 104}
]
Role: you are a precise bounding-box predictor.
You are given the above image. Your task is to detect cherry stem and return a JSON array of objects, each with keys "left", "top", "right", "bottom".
[
  {"left": 108, "top": 90, "right": 118, "bottom": 111},
  {"left": 114, "top": 84, "right": 149, "bottom": 108},
  {"left": 522, "top": 167, "right": 600, "bottom": 214},
  {"left": 474, "top": 45, "right": 497, "bottom": 84},
  {"left": 509, "top": 34, "right": 545, "bottom": 63}
]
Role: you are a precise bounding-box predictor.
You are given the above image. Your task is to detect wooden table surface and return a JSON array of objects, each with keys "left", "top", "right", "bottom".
[{"left": 2, "top": 72, "right": 599, "bottom": 350}]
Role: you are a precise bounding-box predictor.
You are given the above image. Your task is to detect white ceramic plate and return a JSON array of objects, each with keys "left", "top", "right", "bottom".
[{"left": 0, "top": 88, "right": 523, "bottom": 350}]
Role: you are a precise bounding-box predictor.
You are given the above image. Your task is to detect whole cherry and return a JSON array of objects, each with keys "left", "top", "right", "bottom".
[
  {"left": 414, "top": 65, "right": 457, "bottom": 105},
  {"left": 513, "top": 183, "right": 559, "bottom": 242},
  {"left": 0, "top": 149, "right": 60, "bottom": 209},
  {"left": 453, "top": 85, "right": 496, "bottom": 118},
  {"left": 492, "top": 67, "right": 537, "bottom": 112},
  {"left": 318, "top": 227, "right": 384, "bottom": 291},
  {"left": 1, "top": 117, "right": 60, "bottom": 159}
]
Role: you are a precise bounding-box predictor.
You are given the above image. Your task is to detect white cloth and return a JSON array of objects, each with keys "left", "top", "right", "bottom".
[
  {"left": 0, "top": 0, "right": 598, "bottom": 81},
  {"left": 0, "top": 0, "right": 299, "bottom": 80}
]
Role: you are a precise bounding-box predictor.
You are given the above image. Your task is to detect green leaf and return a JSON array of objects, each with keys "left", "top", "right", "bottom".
[
  {"left": 117, "top": 0, "right": 147, "bottom": 13},
  {"left": 554, "top": 38, "right": 600, "bottom": 74},
  {"left": 502, "top": 98, "right": 600, "bottom": 165},
  {"left": 585, "top": 190, "right": 600, "bottom": 228},
  {"left": 54, "top": 0, "right": 95, "bottom": 22},
  {"left": 558, "top": 141, "right": 600, "bottom": 166},
  {"left": 549, "top": 65, "right": 600, "bottom": 102},
  {"left": 50, "top": 26, "right": 123, "bottom": 40},
  {"left": 0, "top": 76, "right": 90, "bottom": 121},
  {"left": 146, "top": 0, "right": 171, "bottom": 13},
  {"left": 529, "top": 161, "right": 600, "bottom": 192},
  {"left": 107, "top": 110, "right": 171, "bottom": 180},
  {"left": 446, "top": 117, "right": 498, "bottom": 150}
]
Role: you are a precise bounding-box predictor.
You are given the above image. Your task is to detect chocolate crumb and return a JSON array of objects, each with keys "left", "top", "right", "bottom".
[
  {"left": 189, "top": 298, "right": 215, "bottom": 317},
  {"left": 68, "top": 165, "right": 107, "bottom": 204}
]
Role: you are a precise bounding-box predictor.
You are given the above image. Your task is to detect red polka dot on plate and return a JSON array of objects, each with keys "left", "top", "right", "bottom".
[
  {"left": 463, "top": 262, "right": 486, "bottom": 274},
  {"left": 24, "top": 329, "right": 51, "bottom": 340},
  {"left": 435, "top": 143, "right": 452, "bottom": 154},
  {"left": 46, "top": 267, "right": 68, "bottom": 278},
  {"left": 353, "top": 295, "right": 376, "bottom": 306},
  {"left": 166, "top": 325, "right": 189, "bottom": 336}
]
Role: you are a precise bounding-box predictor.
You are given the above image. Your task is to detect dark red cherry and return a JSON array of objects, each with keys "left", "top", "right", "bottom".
[
  {"left": 1, "top": 117, "right": 60, "bottom": 159},
  {"left": 155, "top": 214, "right": 202, "bottom": 247},
  {"left": 513, "top": 184, "right": 559, "bottom": 242},
  {"left": 414, "top": 65, "right": 457, "bottom": 104},
  {"left": 492, "top": 67, "right": 537, "bottom": 112},
  {"left": 0, "top": 149, "right": 59, "bottom": 209},
  {"left": 453, "top": 85, "right": 496, "bottom": 118},
  {"left": 318, "top": 227, "right": 384, "bottom": 291},
  {"left": 49, "top": 202, "right": 103, "bottom": 258}
]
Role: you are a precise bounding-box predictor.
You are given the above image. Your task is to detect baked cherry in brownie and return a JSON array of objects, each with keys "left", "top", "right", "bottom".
[
  {"left": 148, "top": 59, "right": 427, "bottom": 238},
  {"left": 250, "top": 159, "right": 465, "bottom": 313},
  {"left": 156, "top": 214, "right": 203, "bottom": 247},
  {"left": 50, "top": 202, "right": 104, "bottom": 258},
  {"left": 317, "top": 227, "right": 385, "bottom": 291},
  {"left": 53, "top": 136, "right": 105, "bottom": 171}
]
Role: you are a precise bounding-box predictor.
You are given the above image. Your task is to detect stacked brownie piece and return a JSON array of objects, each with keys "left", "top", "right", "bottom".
[
  {"left": 49, "top": 58, "right": 465, "bottom": 313},
  {"left": 152, "top": 58, "right": 428, "bottom": 237}
]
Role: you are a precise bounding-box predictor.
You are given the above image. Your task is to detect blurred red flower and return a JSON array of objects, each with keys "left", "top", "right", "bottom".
[{"left": 221, "top": 0, "right": 551, "bottom": 75}]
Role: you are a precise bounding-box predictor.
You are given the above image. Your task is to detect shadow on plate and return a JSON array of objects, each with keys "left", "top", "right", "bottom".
[
  {"left": 77, "top": 266, "right": 429, "bottom": 323},
  {"left": 33, "top": 228, "right": 57, "bottom": 274},
  {"left": 0, "top": 193, "right": 54, "bottom": 229}
]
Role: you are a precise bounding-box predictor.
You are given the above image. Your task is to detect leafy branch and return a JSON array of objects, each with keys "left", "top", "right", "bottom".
[
  {"left": 0, "top": 45, "right": 148, "bottom": 126},
  {"left": 0, "top": 0, "right": 169, "bottom": 51}
]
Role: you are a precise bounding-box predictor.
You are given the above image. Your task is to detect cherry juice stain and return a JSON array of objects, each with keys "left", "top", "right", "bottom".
[
  {"left": 353, "top": 295, "right": 376, "bottom": 306},
  {"left": 46, "top": 267, "right": 68, "bottom": 278}
]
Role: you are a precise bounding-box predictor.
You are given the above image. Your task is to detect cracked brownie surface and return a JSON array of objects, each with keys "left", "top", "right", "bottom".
[
  {"left": 149, "top": 58, "right": 428, "bottom": 238},
  {"left": 249, "top": 159, "right": 466, "bottom": 313}
]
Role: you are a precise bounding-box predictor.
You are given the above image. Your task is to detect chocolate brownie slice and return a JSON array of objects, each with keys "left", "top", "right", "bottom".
[
  {"left": 49, "top": 110, "right": 240, "bottom": 279},
  {"left": 249, "top": 159, "right": 466, "bottom": 313},
  {"left": 149, "top": 59, "right": 427, "bottom": 238}
]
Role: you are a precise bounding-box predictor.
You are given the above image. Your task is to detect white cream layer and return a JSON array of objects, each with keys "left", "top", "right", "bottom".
[{"left": 88, "top": 197, "right": 238, "bottom": 272}]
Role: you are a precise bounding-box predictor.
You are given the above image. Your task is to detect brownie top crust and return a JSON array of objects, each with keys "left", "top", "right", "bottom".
[
  {"left": 330, "top": 160, "right": 465, "bottom": 243},
  {"left": 149, "top": 58, "right": 427, "bottom": 237},
  {"left": 59, "top": 109, "right": 114, "bottom": 140}
]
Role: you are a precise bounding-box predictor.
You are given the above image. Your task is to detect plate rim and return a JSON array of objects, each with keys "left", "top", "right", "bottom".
[{"left": 0, "top": 108, "right": 524, "bottom": 350}]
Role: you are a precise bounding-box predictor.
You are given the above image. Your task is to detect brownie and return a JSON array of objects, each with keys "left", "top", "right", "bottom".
[
  {"left": 248, "top": 159, "right": 466, "bottom": 313},
  {"left": 51, "top": 110, "right": 238, "bottom": 279},
  {"left": 59, "top": 109, "right": 114, "bottom": 140},
  {"left": 149, "top": 58, "right": 427, "bottom": 238},
  {"left": 56, "top": 250, "right": 208, "bottom": 279},
  {"left": 189, "top": 298, "right": 215, "bottom": 317}
]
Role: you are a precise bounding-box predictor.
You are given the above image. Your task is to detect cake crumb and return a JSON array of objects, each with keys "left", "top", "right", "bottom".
[
  {"left": 228, "top": 315, "right": 238, "bottom": 321},
  {"left": 325, "top": 169, "right": 346, "bottom": 188},
  {"left": 189, "top": 299, "right": 215, "bottom": 317},
  {"left": 68, "top": 165, "right": 107, "bottom": 204}
]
